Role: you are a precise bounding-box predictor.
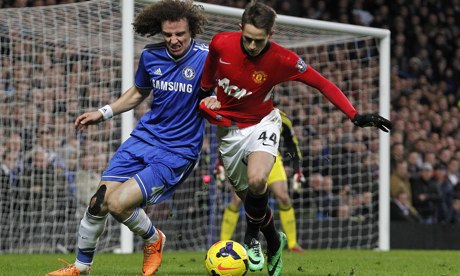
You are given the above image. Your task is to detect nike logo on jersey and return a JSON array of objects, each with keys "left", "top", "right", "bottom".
[
  {"left": 219, "top": 58, "right": 231, "bottom": 65},
  {"left": 154, "top": 68, "right": 162, "bottom": 75}
]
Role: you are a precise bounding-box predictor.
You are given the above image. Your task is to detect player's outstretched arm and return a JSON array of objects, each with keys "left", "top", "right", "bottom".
[
  {"left": 75, "top": 85, "right": 150, "bottom": 131},
  {"left": 352, "top": 113, "right": 393, "bottom": 132},
  {"left": 298, "top": 67, "right": 392, "bottom": 132}
]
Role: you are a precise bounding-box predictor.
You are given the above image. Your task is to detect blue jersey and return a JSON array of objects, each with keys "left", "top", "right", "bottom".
[{"left": 132, "top": 40, "right": 208, "bottom": 160}]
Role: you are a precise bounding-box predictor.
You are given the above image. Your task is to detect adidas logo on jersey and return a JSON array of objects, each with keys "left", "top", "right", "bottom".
[{"left": 154, "top": 68, "right": 162, "bottom": 76}]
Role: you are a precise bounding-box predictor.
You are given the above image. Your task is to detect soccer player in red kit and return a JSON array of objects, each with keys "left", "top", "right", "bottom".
[{"left": 199, "top": 2, "right": 392, "bottom": 275}]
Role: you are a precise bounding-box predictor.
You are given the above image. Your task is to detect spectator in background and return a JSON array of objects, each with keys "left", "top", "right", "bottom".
[
  {"left": 390, "top": 143, "right": 405, "bottom": 167},
  {"left": 438, "top": 148, "right": 453, "bottom": 168},
  {"left": 74, "top": 153, "right": 106, "bottom": 216},
  {"left": 302, "top": 135, "right": 329, "bottom": 178},
  {"left": 390, "top": 190, "right": 422, "bottom": 223},
  {"left": 5, "top": 132, "right": 22, "bottom": 154},
  {"left": 329, "top": 132, "right": 359, "bottom": 188},
  {"left": 411, "top": 162, "right": 440, "bottom": 224},
  {"left": 2, "top": 133, "right": 23, "bottom": 183},
  {"left": 432, "top": 164, "right": 454, "bottom": 224},
  {"left": 424, "top": 152, "right": 437, "bottom": 167},
  {"left": 390, "top": 160, "right": 413, "bottom": 207},
  {"left": 305, "top": 173, "right": 325, "bottom": 219},
  {"left": 353, "top": 191, "right": 372, "bottom": 222},
  {"left": 451, "top": 199, "right": 460, "bottom": 224},
  {"left": 336, "top": 184, "right": 351, "bottom": 218},
  {"left": 407, "top": 151, "right": 423, "bottom": 179},
  {"left": 316, "top": 174, "right": 335, "bottom": 220},
  {"left": 447, "top": 159, "right": 459, "bottom": 192}
]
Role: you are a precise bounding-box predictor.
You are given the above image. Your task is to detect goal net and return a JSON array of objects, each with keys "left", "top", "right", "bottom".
[{"left": 0, "top": 0, "right": 390, "bottom": 253}]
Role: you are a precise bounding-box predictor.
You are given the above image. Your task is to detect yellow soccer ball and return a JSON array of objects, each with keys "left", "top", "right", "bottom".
[{"left": 204, "top": 240, "right": 249, "bottom": 276}]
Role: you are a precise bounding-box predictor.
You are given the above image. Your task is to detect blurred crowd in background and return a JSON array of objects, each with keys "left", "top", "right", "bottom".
[{"left": 0, "top": 0, "right": 459, "bottom": 227}]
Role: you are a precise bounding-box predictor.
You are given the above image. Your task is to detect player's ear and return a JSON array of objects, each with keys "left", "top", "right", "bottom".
[
  {"left": 239, "top": 23, "right": 243, "bottom": 31},
  {"left": 269, "top": 30, "right": 274, "bottom": 38}
]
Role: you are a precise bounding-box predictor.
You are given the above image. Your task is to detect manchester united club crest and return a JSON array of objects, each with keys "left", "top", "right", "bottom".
[{"left": 252, "top": 71, "right": 267, "bottom": 84}]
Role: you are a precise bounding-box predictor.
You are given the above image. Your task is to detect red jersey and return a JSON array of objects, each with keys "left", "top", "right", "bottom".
[{"left": 201, "top": 32, "right": 357, "bottom": 127}]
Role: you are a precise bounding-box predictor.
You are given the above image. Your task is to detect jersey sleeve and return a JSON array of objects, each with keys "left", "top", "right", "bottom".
[
  {"left": 200, "top": 35, "right": 220, "bottom": 90},
  {"left": 278, "top": 50, "right": 358, "bottom": 119},
  {"left": 134, "top": 50, "right": 153, "bottom": 90},
  {"left": 297, "top": 67, "right": 357, "bottom": 119}
]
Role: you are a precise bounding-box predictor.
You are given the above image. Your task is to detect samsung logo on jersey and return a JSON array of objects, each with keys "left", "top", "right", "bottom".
[{"left": 152, "top": 80, "right": 193, "bottom": 93}]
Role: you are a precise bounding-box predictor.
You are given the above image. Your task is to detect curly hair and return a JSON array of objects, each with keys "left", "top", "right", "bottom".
[{"left": 133, "top": 0, "right": 207, "bottom": 38}]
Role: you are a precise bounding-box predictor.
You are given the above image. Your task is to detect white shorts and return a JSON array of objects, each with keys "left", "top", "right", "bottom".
[{"left": 217, "top": 109, "right": 281, "bottom": 191}]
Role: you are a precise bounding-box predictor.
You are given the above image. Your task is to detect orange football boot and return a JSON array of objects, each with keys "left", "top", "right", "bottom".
[
  {"left": 142, "top": 228, "right": 166, "bottom": 276},
  {"left": 46, "top": 258, "right": 90, "bottom": 276}
]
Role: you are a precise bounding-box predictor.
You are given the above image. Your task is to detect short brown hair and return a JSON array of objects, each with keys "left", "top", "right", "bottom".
[
  {"left": 133, "top": 0, "right": 207, "bottom": 38},
  {"left": 241, "top": 1, "right": 276, "bottom": 33}
]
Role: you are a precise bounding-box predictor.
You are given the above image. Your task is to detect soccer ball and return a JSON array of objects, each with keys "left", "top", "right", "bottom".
[{"left": 204, "top": 240, "right": 249, "bottom": 276}]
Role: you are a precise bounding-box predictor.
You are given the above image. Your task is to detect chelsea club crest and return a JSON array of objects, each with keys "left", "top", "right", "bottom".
[{"left": 182, "top": 66, "right": 196, "bottom": 80}]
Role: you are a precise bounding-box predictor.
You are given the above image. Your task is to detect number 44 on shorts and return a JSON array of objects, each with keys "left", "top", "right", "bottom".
[{"left": 258, "top": 131, "right": 277, "bottom": 147}]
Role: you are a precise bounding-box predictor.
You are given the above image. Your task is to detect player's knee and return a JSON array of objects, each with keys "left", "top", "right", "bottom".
[
  {"left": 105, "top": 194, "right": 123, "bottom": 218},
  {"left": 88, "top": 185, "right": 107, "bottom": 216},
  {"left": 277, "top": 194, "right": 291, "bottom": 207},
  {"left": 247, "top": 175, "right": 267, "bottom": 194},
  {"left": 248, "top": 181, "right": 267, "bottom": 195}
]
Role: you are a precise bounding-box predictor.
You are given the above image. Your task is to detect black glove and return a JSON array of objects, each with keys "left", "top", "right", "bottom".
[{"left": 352, "top": 113, "right": 392, "bottom": 132}]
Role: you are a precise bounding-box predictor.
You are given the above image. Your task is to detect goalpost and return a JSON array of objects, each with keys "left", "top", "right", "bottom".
[{"left": 0, "top": 0, "right": 390, "bottom": 254}]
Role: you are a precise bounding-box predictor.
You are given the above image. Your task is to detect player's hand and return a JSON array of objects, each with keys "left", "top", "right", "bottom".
[
  {"left": 214, "top": 164, "right": 226, "bottom": 182},
  {"left": 199, "top": 100, "right": 232, "bottom": 127},
  {"left": 201, "top": 96, "right": 221, "bottom": 110},
  {"left": 74, "top": 111, "right": 103, "bottom": 131},
  {"left": 292, "top": 169, "right": 305, "bottom": 193},
  {"left": 213, "top": 164, "right": 226, "bottom": 188},
  {"left": 352, "top": 113, "right": 392, "bottom": 132}
]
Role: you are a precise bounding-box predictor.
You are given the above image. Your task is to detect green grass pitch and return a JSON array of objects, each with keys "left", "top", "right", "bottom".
[{"left": 1, "top": 249, "right": 459, "bottom": 275}]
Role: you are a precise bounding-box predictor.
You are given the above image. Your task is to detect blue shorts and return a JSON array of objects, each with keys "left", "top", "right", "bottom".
[{"left": 102, "top": 136, "right": 197, "bottom": 207}]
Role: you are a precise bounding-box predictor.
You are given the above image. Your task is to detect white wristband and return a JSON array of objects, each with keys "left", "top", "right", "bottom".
[{"left": 98, "top": 105, "right": 113, "bottom": 120}]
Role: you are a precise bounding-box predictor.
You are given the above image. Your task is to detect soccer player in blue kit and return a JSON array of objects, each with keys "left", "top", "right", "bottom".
[{"left": 47, "top": 1, "right": 208, "bottom": 275}]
